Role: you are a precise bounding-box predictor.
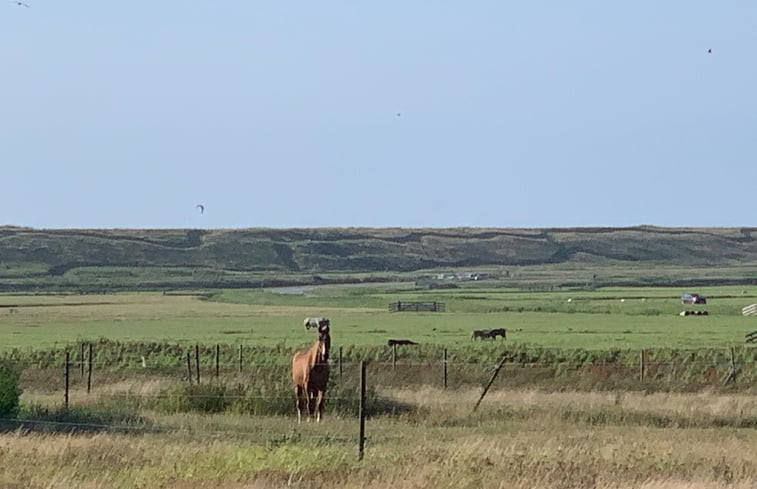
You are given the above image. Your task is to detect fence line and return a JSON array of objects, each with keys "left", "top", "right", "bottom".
[
  {"left": 0, "top": 417, "right": 388, "bottom": 444},
  {"left": 45, "top": 359, "right": 757, "bottom": 368},
  {"left": 8, "top": 351, "right": 757, "bottom": 461}
]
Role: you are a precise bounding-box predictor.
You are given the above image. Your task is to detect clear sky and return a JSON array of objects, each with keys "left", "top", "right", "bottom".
[{"left": 2, "top": 1, "right": 755, "bottom": 229}]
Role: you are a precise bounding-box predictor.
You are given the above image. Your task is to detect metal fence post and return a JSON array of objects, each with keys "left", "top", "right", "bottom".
[
  {"left": 64, "top": 351, "right": 70, "bottom": 410},
  {"left": 87, "top": 342, "right": 93, "bottom": 394},
  {"left": 359, "top": 360, "right": 366, "bottom": 461},
  {"left": 195, "top": 344, "right": 200, "bottom": 384},
  {"left": 639, "top": 349, "right": 645, "bottom": 382},
  {"left": 442, "top": 348, "right": 448, "bottom": 389},
  {"left": 186, "top": 351, "right": 192, "bottom": 384},
  {"left": 473, "top": 354, "right": 507, "bottom": 412},
  {"left": 79, "top": 342, "right": 85, "bottom": 378},
  {"left": 215, "top": 344, "right": 220, "bottom": 379}
]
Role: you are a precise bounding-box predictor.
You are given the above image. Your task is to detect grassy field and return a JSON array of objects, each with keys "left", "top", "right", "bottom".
[
  {"left": 2, "top": 283, "right": 757, "bottom": 488},
  {"left": 2, "top": 383, "right": 757, "bottom": 488},
  {"left": 1, "top": 283, "right": 756, "bottom": 350}
]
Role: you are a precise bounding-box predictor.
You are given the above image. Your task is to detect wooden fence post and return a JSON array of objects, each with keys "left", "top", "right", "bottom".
[
  {"left": 392, "top": 344, "right": 397, "bottom": 370},
  {"left": 358, "top": 360, "right": 366, "bottom": 461},
  {"left": 186, "top": 351, "right": 192, "bottom": 384},
  {"left": 64, "top": 351, "right": 70, "bottom": 410},
  {"left": 238, "top": 345, "right": 243, "bottom": 374},
  {"left": 442, "top": 348, "right": 448, "bottom": 389},
  {"left": 639, "top": 349, "right": 645, "bottom": 382},
  {"left": 79, "top": 342, "right": 85, "bottom": 378},
  {"left": 724, "top": 347, "right": 738, "bottom": 385},
  {"left": 338, "top": 346, "right": 343, "bottom": 378},
  {"left": 195, "top": 344, "right": 200, "bottom": 384},
  {"left": 87, "top": 342, "right": 93, "bottom": 394},
  {"left": 215, "top": 344, "right": 220, "bottom": 379},
  {"left": 473, "top": 354, "right": 508, "bottom": 412}
]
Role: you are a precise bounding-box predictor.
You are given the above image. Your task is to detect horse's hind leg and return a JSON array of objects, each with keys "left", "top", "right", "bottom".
[{"left": 307, "top": 390, "right": 316, "bottom": 422}]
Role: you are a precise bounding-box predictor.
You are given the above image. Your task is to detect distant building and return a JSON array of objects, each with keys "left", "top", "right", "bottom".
[{"left": 436, "top": 272, "right": 489, "bottom": 281}]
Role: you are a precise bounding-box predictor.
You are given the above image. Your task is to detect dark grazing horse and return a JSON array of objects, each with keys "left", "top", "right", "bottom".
[
  {"left": 487, "top": 328, "right": 507, "bottom": 339},
  {"left": 292, "top": 321, "right": 331, "bottom": 423},
  {"left": 471, "top": 328, "right": 507, "bottom": 340},
  {"left": 471, "top": 329, "right": 488, "bottom": 340}
]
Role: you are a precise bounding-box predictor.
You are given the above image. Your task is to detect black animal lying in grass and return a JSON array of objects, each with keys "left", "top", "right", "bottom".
[{"left": 387, "top": 339, "right": 419, "bottom": 346}]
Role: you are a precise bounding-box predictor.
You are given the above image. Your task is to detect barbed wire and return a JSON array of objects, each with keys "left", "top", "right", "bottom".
[
  {"left": 27, "top": 359, "right": 757, "bottom": 369},
  {"left": 64, "top": 393, "right": 367, "bottom": 401},
  {"left": 0, "top": 417, "right": 389, "bottom": 444}
]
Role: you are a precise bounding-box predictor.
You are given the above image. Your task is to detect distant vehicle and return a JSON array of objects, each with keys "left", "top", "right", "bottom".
[{"left": 681, "top": 293, "right": 707, "bottom": 305}]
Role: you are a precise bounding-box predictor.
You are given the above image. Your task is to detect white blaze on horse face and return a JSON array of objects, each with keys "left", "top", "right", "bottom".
[{"left": 319, "top": 341, "right": 326, "bottom": 361}]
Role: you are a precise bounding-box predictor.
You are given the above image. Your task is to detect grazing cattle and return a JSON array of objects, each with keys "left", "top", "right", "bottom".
[
  {"left": 471, "top": 328, "right": 507, "bottom": 340},
  {"left": 387, "top": 339, "right": 418, "bottom": 346},
  {"left": 292, "top": 322, "right": 331, "bottom": 423},
  {"left": 303, "top": 317, "right": 330, "bottom": 330}
]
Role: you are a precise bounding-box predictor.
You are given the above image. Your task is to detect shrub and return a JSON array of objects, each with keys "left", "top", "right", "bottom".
[
  {"left": 0, "top": 360, "right": 21, "bottom": 417},
  {"left": 154, "top": 383, "right": 229, "bottom": 413}
]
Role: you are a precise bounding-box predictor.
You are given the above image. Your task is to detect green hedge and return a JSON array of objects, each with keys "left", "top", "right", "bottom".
[{"left": 0, "top": 360, "right": 21, "bottom": 417}]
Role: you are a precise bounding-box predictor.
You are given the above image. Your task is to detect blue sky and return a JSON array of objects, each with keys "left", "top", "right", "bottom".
[{"left": 2, "top": 1, "right": 755, "bottom": 229}]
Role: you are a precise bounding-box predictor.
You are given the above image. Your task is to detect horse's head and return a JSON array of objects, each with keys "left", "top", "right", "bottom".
[
  {"left": 305, "top": 317, "right": 330, "bottom": 331},
  {"left": 317, "top": 323, "right": 331, "bottom": 362}
]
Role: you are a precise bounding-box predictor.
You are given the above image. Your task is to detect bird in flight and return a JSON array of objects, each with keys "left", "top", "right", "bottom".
[
  {"left": 196, "top": 204, "right": 205, "bottom": 214},
  {"left": 9, "top": 1, "right": 31, "bottom": 6},
  {"left": 708, "top": 48, "right": 712, "bottom": 54}
]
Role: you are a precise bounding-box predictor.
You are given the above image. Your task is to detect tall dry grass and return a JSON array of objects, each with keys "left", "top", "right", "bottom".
[{"left": 2, "top": 387, "right": 757, "bottom": 489}]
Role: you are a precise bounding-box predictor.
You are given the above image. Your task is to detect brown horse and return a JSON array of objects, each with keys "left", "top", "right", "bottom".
[
  {"left": 472, "top": 328, "right": 507, "bottom": 340},
  {"left": 292, "top": 321, "right": 331, "bottom": 423}
]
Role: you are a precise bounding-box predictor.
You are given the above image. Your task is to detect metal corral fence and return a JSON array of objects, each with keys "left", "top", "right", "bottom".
[{"left": 388, "top": 301, "right": 445, "bottom": 312}]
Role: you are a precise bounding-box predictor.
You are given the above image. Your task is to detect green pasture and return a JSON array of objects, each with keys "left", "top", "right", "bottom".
[{"left": 0, "top": 284, "right": 756, "bottom": 351}]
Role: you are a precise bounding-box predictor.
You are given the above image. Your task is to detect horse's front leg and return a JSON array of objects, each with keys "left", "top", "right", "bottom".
[
  {"left": 315, "top": 390, "right": 325, "bottom": 423},
  {"left": 306, "top": 389, "right": 316, "bottom": 422}
]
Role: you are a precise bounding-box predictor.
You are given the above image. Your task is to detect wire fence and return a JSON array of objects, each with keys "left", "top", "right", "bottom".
[{"left": 6, "top": 343, "right": 757, "bottom": 459}]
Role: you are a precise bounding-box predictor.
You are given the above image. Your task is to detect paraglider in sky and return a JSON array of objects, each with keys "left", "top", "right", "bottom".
[{"left": 196, "top": 204, "right": 204, "bottom": 214}]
